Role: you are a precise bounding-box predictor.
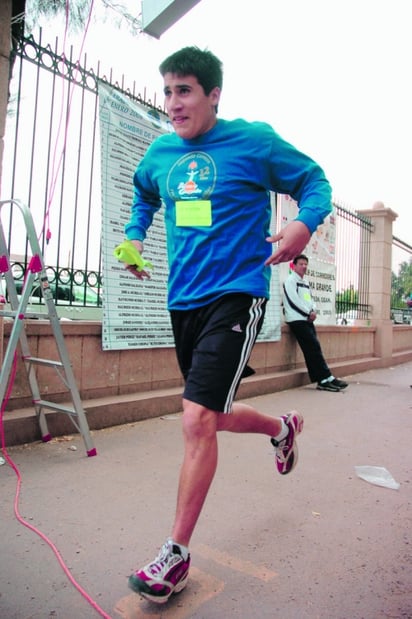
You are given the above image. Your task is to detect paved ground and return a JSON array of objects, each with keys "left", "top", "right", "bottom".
[{"left": 0, "top": 362, "right": 411, "bottom": 619}]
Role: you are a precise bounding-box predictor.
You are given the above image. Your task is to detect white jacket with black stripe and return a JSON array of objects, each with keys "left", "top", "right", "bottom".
[{"left": 282, "top": 270, "right": 316, "bottom": 323}]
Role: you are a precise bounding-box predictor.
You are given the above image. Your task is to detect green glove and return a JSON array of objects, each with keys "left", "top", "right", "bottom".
[{"left": 113, "top": 240, "right": 153, "bottom": 272}]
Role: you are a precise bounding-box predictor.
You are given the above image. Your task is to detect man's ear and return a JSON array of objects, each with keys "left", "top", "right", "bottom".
[{"left": 210, "top": 86, "right": 221, "bottom": 107}]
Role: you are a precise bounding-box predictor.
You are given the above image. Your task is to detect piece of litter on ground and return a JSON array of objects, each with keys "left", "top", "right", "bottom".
[
  {"left": 0, "top": 456, "right": 5, "bottom": 466},
  {"left": 354, "top": 465, "right": 400, "bottom": 490},
  {"left": 160, "top": 414, "right": 181, "bottom": 420}
]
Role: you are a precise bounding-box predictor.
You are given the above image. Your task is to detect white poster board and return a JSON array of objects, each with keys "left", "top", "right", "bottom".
[
  {"left": 99, "top": 83, "right": 281, "bottom": 349},
  {"left": 277, "top": 194, "right": 336, "bottom": 325}
]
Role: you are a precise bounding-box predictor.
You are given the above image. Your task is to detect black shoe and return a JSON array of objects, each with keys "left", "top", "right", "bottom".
[
  {"left": 317, "top": 381, "right": 340, "bottom": 392},
  {"left": 330, "top": 378, "right": 348, "bottom": 389}
]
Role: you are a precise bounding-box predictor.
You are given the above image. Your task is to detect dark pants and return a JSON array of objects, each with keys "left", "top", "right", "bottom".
[{"left": 287, "top": 320, "right": 331, "bottom": 383}]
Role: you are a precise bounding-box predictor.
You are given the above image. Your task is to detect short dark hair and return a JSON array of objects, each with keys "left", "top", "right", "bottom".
[
  {"left": 293, "top": 254, "right": 309, "bottom": 265},
  {"left": 159, "top": 46, "right": 223, "bottom": 96}
]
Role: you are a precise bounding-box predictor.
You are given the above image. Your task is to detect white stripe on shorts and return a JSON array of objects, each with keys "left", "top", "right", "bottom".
[{"left": 223, "top": 296, "right": 266, "bottom": 413}]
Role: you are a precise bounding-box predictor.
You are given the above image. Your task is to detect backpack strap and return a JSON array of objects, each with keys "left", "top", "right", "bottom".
[{"left": 283, "top": 283, "right": 310, "bottom": 319}]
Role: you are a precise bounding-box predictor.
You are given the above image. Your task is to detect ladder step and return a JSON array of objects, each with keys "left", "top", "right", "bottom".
[
  {"left": 36, "top": 400, "right": 79, "bottom": 415},
  {"left": 24, "top": 356, "right": 64, "bottom": 368},
  {"left": 1, "top": 309, "right": 52, "bottom": 320},
  {"left": 0, "top": 199, "right": 96, "bottom": 456}
]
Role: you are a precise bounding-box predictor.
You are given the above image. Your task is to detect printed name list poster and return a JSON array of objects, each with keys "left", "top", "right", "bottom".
[
  {"left": 277, "top": 194, "right": 337, "bottom": 325},
  {"left": 99, "top": 82, "right": 172, "bottom": 350}
]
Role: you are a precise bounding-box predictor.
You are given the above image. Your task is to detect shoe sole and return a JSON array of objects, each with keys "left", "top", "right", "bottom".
[
  {"left": 289, "top": 412, "right": 304, "bottom": 435},
  {"left": 128, "top": 572, "right": 189, "bottom": 604},
  {"left": 282, "top": 440, "right": 298, "bottom": 475},
  {"left": 277, "top": 412, "right": 303, "bottom": 475}
]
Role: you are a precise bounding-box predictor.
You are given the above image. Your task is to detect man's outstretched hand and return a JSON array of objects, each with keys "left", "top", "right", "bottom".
[
  {"left": 265, "top": 221, "right": 311, "bottom": 266},
  {"left": 125, "top": 263, "right": 151, "bottom": 280},
  {"left": 114, "top": 239, "right": 152, "bottom": 280},
  {"left": 125, "top": 239, "right": 151, "bottom": 280}
]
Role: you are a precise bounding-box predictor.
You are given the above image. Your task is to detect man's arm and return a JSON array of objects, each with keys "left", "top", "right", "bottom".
[
  {"left": 123, "top": 154, "right": 162, "bottom": 280},
  {"left": 262, "top": 124, "right": 333, "bottom": 265}
]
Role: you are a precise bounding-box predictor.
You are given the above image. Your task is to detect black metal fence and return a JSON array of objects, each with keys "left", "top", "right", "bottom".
[
  {"left": 333, "top": 202, "right": 372, "bottom": 322},
  {"left": 1, "top": 30, "right": 379, "bottom": 321},
  {"left": 2, "top": 30, "right": 160, "bottom": 314}
]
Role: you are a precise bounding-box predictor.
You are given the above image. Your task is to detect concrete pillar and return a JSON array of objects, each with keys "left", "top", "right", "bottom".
[{"left": 357, "top": 201, "right": 397, "bottom": 360}]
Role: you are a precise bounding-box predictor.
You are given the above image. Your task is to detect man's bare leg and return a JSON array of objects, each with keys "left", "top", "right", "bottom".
[
  {"left": 216, "top": 402, "right": 289, "bottom": 434},
  {"left": 171, "top": 399, "right": 292, "bottom": 546},
  {"left": 129, "top": 399, "right": 302, "bottom": 602}
]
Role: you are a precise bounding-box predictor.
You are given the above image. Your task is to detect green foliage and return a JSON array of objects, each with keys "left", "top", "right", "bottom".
[
  {"left": 392, "top": 258, "right": 412, "bottom": 308},
  {"left": 335, "top": 285, "right": 360, "bottom": 316},
  {"left": 24, "top": 0, "right": 141, "bottom": 35},
  {"left": 336, "top": 285, "right": 358, "bottom": 306},
  {"left": 25, "top": 0, "right": 92, "bottom": 32}
]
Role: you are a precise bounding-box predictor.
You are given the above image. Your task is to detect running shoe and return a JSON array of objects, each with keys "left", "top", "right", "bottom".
[
  {"left": 316, "top": 381, "right": 341, "bottom": 392},
  {"left": 270, "top": 411, "right": 304, "bottom": 475},
  {"left": 330, "top": 378, "right": 348, "bottom": 389},
  {"left": 128, "top": 539, "right": 190, "bottom": 604}
]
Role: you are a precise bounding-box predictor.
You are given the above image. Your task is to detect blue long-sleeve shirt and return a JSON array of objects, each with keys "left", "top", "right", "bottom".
[{"left": 125, "top": 118, "right": 332, "bottom": 310}]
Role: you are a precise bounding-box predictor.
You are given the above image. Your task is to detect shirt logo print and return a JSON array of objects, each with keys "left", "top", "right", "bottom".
[{"left": 167, "top": 151, "right": 216, "bottom": 201}]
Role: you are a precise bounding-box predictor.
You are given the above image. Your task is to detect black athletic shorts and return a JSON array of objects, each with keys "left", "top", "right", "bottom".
[{"left": 170, "top": 293, "right": 267, "bottom": 413}]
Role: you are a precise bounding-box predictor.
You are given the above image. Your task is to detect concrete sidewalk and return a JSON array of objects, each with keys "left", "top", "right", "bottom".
[{"left": 1, "top": 362, "right": 411, "bottom": 619}]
